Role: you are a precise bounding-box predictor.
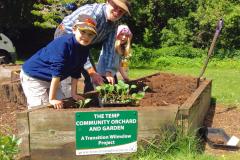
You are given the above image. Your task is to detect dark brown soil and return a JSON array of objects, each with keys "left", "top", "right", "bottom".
[
  {"left": 138, "top": 73, "right": 197, "bottom": 106},
  {"left": 71, "top": 73, "right": 198, "bottom": 108},
  {"left": 0, "top": 99, "right": 25, "bottom": 135}
]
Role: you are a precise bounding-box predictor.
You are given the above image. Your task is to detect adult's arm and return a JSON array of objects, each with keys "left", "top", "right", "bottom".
[
  {"left": 102, "top": 31, "right": 116, "bottom": 74},
  {"left": 101, "top": 30, "right": 117, "bottom": 84}
]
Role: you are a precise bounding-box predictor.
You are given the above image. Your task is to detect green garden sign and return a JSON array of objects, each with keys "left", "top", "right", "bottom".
[{"left": 75, "top": 110, "right": 138, "bottom": 155}]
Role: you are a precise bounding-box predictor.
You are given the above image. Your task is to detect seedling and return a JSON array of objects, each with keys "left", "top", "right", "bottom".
[
  {"left": 75, "top": 98, "right": 91, "bottom": 108},
  {"left": 96, "top": 80, "right": 148, "bottom": 105},
  {"left": 131, "top": 86, "right": 148, "bottom": 103}
]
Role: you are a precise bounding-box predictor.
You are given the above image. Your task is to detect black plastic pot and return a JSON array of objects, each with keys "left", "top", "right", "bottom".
[
  {"left": 199, "top": 127, "right": 240, "bottom": 150},
  {"left": 100, "top": 101, "right": 135, "bottom": 107}
]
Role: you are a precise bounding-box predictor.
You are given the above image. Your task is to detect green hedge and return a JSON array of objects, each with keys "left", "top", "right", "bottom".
[{"left": 129, "top": 45, "right": 240, "bottom": 69}]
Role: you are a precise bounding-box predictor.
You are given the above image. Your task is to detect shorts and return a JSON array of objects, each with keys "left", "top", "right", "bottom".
[{"left": 20, "top": 70, "right": 65, "bottom": 109}]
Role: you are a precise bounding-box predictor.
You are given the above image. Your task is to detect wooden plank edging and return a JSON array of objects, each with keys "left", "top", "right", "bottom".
[
  {"left": 177, "top": 80, "right": 212, "bottom": 133},
  {"left": 16, "top": 111, "right": 30, "bottom": 159}
]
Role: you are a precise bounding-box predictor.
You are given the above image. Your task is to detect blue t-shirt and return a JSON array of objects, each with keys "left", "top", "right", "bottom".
[{"left": 23, "top": 34, "right": 89, "bottom": 81}]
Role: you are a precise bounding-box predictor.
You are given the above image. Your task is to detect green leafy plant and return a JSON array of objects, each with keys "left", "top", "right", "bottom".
[
  {"left": 75, "top": 98, "right": 91, "bottom": 108},
  {"left": 96, "top": 80, "right": 148, "bottom": 105},
  {"left": 0, "top": 134, "right": 22, "bottom": 160}
]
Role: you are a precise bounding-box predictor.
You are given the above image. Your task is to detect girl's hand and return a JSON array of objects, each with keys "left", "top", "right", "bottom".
[
  {"left": 72, "top": 94, "right": 85, "bottom": 101},
  {"left": 106, "top": 72, "right": 114, "bottom": 84},
  {"left": 106, "top": 76, "right": 114, "bottom": 84},
  {"left": 49, "top": 99, "right": 63, "bottom": 109}
]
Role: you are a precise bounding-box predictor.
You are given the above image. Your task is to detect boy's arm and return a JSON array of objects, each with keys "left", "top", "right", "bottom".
[
  {"left": 49, "top": 77, "right": 63, "bottom": 109},
  {"left": 71, "top": 78, "right": 85, "bottom": 101}
]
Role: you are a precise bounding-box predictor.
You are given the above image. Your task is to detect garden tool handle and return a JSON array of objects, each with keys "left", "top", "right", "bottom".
[
  {"left": 196, "top": 19, "right": 223, "bottom": 88},
  {"left": 216, "top": 19, "right": 223, "bottom": 35}
]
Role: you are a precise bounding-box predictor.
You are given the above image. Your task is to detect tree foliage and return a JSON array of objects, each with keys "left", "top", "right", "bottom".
[
  {"left": 161, "top": 0, "right": 240, "bottom": 52},
  {"left": 31, "top": 0, "right": 104, "bottom": 29},
  {"left": 28, "top": 0, "right": 240, "bottom": 53},
  {"left": 128, "top": 0, "right": 198, "bottom": 47},
  {"left": 0, "top": 0, "right": 34, "bottom": 37}
]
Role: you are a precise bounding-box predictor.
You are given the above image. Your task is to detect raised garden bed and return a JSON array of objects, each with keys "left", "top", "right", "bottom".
[{"left": 16, "top": 72, "right": 212, "bottom": 160}]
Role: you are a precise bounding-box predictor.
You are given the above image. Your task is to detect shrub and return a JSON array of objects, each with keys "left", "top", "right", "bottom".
[
  {"left": 0, "top": 134, "right": 21, "bottom": 160},
  {"left": 213, "top": 49, "right": 240, "bottom": 59},
  {"left": 153, "top": 57, "right": 172, "bottom": 69},
  {"left": 130, "top": 45, "right": 206, "bottom": 68},
  {"left": 160, "top": 18, "right": 194, "bottom": 47},
  {"left": 130, "top": 44, "right": 157, "bottom": 67},
  {"left": 154, "top": 45, "right": 205, "bottom": 58}
]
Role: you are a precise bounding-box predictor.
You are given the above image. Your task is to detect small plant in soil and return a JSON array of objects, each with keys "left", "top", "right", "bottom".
[
  {"left": 96, "top": 80, "right": 148, "bottom": 106},
  {"left": 75, "top": 98, "right": 91, "bottom": 108}
]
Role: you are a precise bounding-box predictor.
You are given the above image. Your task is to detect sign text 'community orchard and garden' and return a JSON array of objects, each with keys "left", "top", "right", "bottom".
[{"left": 75, "top": 111, "right": 138, "bottom": 155}]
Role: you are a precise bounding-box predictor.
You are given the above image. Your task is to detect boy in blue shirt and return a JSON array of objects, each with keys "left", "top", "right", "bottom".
[{"left": 20, "top": 15, "right": 97, "bottom": 109}]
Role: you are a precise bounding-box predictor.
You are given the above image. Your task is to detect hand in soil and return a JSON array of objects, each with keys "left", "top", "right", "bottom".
[{"left": 49, "top": 99, "right": 63, "bottom": 109}]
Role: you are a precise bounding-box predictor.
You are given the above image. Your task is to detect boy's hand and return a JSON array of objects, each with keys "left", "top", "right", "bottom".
[
  {"left": 72, "top": 94, "right": 85, "bottom": 101},
  {"left": 49, "top": 99, "right": 63, "bottom": 109}
]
